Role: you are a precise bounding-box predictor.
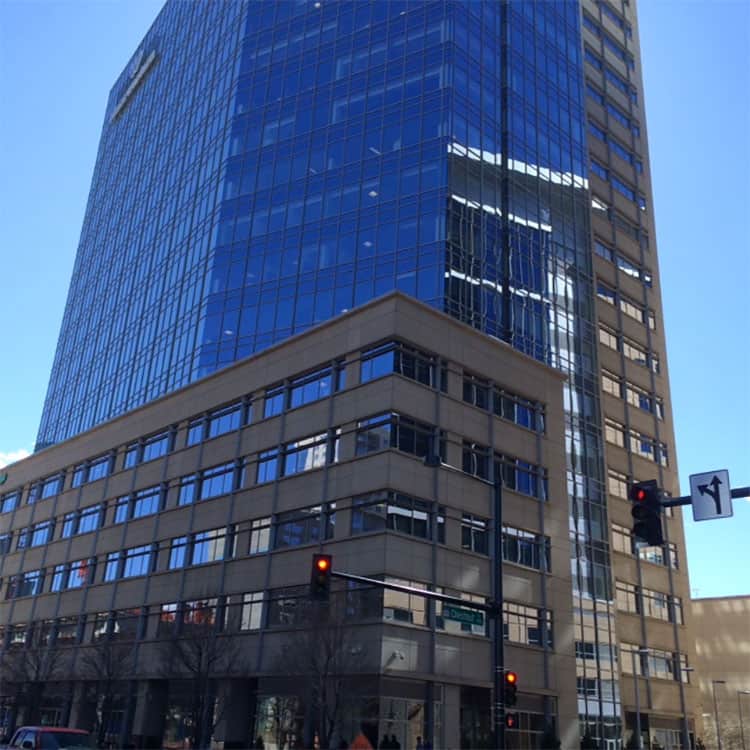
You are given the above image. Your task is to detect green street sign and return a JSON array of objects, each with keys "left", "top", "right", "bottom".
[
  {"left": 443, "top": 604, "right": 484, "bottom": 627},
  {"left": 0, "top": 473, "right": 7, "bottom": 485}
]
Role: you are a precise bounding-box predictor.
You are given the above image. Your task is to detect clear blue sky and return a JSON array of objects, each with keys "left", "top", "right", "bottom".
[{"left": 0, "top": 1, "right": 747, "bottom": 597}]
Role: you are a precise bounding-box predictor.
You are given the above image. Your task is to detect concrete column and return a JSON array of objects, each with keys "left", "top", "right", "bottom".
[
  {"left": 68, "top": 682, "right": 97, "bottom": 733},
  {"left": 131, "top": 679, "right": 168, "bottom": 749},
  {"left": 443, "top": 684, "right": 461, "bottom": 750},
  {"left": 214, "top": 678, "right": 256, "bottom": 749}
]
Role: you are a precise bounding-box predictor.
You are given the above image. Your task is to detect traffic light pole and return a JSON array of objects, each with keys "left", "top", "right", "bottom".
[
  {"left": 660, "top": 486, "right": 750, "bottom": 507},
  {"left": 493, "top": 477, "right": 505, "bottom": 750}
]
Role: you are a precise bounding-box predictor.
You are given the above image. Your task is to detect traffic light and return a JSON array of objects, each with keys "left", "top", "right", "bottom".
[
  {"left": 630, "top": 480, "right": 664, "bottom": 546},
  {"left": 505, "top": 713, "right": 518, "bottom": 729},
  {"left": 309, "top": 554, "right": 333, "bottom": 601},
  {"left": 503, "top": 671, "right": 518, "bottom": 707}
]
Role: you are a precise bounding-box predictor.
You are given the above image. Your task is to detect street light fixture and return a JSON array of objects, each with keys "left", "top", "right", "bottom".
[
  {"left": 738, "top": 690, "right": 750, "bottom": 750},
  {"left": 632, "top": 648, "right": 650, "bottom": 750},
  {"left": 712, "top": 680, "right": 726, "bottom": 750}
]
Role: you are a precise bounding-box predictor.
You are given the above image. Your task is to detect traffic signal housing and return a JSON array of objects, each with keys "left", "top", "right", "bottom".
[
  {"left": 310, "top": 554, "right": 333, "bottom": 601},
  {"left": 505, "top": 713, "right": 518, "bottom": 729},
  {"left": 630, "top": 480, "right": 664, "bottom": 546},
  {"left": 503, "top": 671, "right": 518, "bottom": 707}
]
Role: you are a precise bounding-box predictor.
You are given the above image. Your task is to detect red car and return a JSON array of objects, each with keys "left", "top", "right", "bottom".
[{"left": 4, "top": 728, "right": 93, "bottom": 750}]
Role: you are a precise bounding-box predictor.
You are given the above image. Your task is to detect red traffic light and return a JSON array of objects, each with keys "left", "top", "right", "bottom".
[
  {"left": 636, "top": 488, "right": 646, "bottom": 502},
  {"left": 505, "top": 671, "right": 517, "bottom": 685},
  {"left": 310, "top": 554, "right": 333, "bottom": 601},
  {"left": 505, "top": 713, "right": 518, "bottom": 729}
]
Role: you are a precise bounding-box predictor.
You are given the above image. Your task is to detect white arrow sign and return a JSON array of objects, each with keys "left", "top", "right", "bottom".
[{"left": 690, "top": 469, "right": 733, "bottom": 521}]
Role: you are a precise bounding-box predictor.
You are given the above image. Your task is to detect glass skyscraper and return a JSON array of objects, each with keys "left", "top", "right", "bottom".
[{"left": 35, "top": 1, "right": 694, "bottom": 746}]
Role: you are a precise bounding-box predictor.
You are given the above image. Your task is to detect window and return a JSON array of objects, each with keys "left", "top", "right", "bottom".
[
  {"left": 460, "top": 376, "right": 547, "bottom": 432},
  {"left": 124, "top": 429, "right": 173, "bottom": 468},
  {"left": 267, "top": 586, "right": 308, "bottom": 627},
  {"left": 461, "top": 514, "right": 488, "bottom": 555},
  {"left": 249, "top": 517, "right": 271, "bottom": 554},
  {"left": 17, "top": 520, "right": 54, "bottom": 549},
  {"left": 77, "top": 504, "right": 103, "bottom": 534},
  {"left": 169, "top": 536, "right": 188, "bottom": 569},
  {"left": 351, "top": 491, "right": 443, "bottom": 542},
  {"left": 503, "top": 526, "right": 550, "bottom": 571},
  {"left": 601, "top": 370, "right": 621, "bottom": 398},
  {"left": 133, "top": 485, "right": 163, "bottom": 518},
  {"left": 616, "top": 580, "right": 638, "bottom": 614},
  {"left": 122, "top": 545, "right": 153, "bottom": 578},
  {"left": 158, "top": 603, "right": 178, "bottom": 637},
  {"left": 264, "top": 362, "right": 346, "bottom": 418},
  {"left": 495, "top": 454, "right": 548, "bottom": 500},
  {"left": 463, "top": 442, "right": 490, "bottom": 480},
  {"left": 282, "top": 431, "right": 338, "bottom": 476},
  {"left": 590, "top": 160, "right": 608, "bottom": 181},
  {"left": 264, "top": 385, "right": 285, "bottom": 418},
  {"left": 72, "top": 453, "right": 113, "bottom": 487},
  {"left": 0, "top": 533, "right": 11, "bottom": 555},
  {"left": 114, "top": 496, "right": 130, "bottom": 523},
  {"left": 275, "top": 504, "right": 336, "bottom": 548},
  {"left": 51, "top": 559, "right": 93, "bottom": 592},
  {"left": 383, "top": 577, "right": 427, "bottom": 625},
  {"left": 28, "top": 473, "right": 64, "bottom": 503},
  {"left": 187, "top": 401, "right": 247, "bottom": 445},
  {"left": 605, "top": 419, "right": 625, "bottom": 448},
  {"left": 113, "top": 485, "right": 163, "bottom": 522},
  {"left": 178, "top": 474, "right": 197, "bottom": 506},
  {"left": 361, "top": 341, "right": 445, "bottom": 390},
  {"left": 355, "top": 412, "right": 444, "bottom": 462},
  {"left": 113, "top": 607, "right": 145, "bottom": 641},
  {"left": 183, "top": 598, "right": 220, "bottom": 630},
  {"left": 104, "top": 552, "right": 120, "bottom": 582},
  {"left": 239, "top": 592, "right": 264, "bottom": 631},
  {"left": 191, "top": 527, "right": 233, "bottom": 565},
  {"left": 1, "top": 490, "right": 21, "bottom": 514},
  {"left": 257, "top": 449, "right": 280, "bottom": 483},
  {"left": 6, "top": 569, "right": 44, "bottom": 599},
  {"left": 599, "top": 325, "right": 618, "bottom": 351},
  {"left": 504, "top": 602, "right": 552, "bottom": 648},
  {"left": 199, "top": 461, "right": 239, "bottom": 500}
]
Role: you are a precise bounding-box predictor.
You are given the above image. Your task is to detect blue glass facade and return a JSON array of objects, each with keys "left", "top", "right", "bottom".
[{"left": 37, "top": 0, "right": 618, "bottom": 739}]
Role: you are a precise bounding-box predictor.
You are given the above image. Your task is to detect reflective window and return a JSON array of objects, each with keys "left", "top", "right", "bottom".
[
  {"left": 275, "top": 504, "right": 335, "bottom": 549},
  {"left": 361, "top": 341, "right": 445, "bottom": 390}
]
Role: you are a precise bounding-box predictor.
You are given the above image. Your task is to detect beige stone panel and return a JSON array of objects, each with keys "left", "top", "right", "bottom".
[
  {"left": 185, "top": 495, "right": 234, "bottom": 533},
  {"left": 144, "top": 570, "right": 183, "bottom": 604},
  {"left": 382, "top": 626, "right": 432, "bottom": 673},
  {"left": 153, "top": 504, "right": 195, "bottom": 538},
  {"left": 284, "top": 400, "right": 335, "bottom": 439},
  {"left": 201, "top": 434, "right": 240, "bottom": 468},
  {"left": 273, "top": 472, "right": 327, "bottom": 512},
  {"left": 104, "top": 469, "right": 136, "bottom": 499},
  {"left": 7, "top": 502, "right": 33, "bottom": 530},
  {"left": 42, "top": 539, "right": 73, "bottom": 567},
  {"left": 122, "top": 518, "right": 159, "bottom": 548},
  {"left": 82, "top": 583, "right": 115, "bottom": 611},
  {"left": 599, "top": 345, "right": 625, "bottom": 375},
  {"left": 17, "top": 546, "right": 45, "bottom": 571},
  {"left": 112, "top": 578, "right": 150, "bottom": 609},
  {"left": 434, "top": 634, "right": 492, "bottom": 682},
  {"left": 222, "top": 558, "right": 268, "bottom": 595},
  {"left": 504, "top": 644, "right": 547, "bottom": 690},
  {"left": 132, "top": 459, "right": 167, "bottom": 490},
  {"left": 8, "top": 597, "right": 34, "bottom": 621},
  {"left": 56, "top": 589, "right": 87, "bottom": 617},
  {"left": 231, "top": 487, "right": 274, "bottom": 523},
  {"left": 382, "top": 535, "right": 433, "bottom": 583},
  {"left": 617, "top": 612, "right": 646, "bottom": 645},
  {"left": 438, "top": 470, "right": 492, "bottom": 519},
  {"left": 165, "top": 445, "right": 203, "bottom": 478},
  {"left": 181, "top": 564, "right": 225, "bottom": 600}
]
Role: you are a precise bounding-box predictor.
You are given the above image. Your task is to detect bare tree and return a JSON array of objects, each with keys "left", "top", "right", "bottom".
[
  {"left": 159, "top": 616, "right": 244, "bottom": 750},
  {"left": 0, "top": 628, "right": 69, "bottom": 730},
  {"left": 272, "top": 595, "right": 369, "bottom": 750},
  {"left": 76, "top": 639, "right": 135, "bottom": 746}
]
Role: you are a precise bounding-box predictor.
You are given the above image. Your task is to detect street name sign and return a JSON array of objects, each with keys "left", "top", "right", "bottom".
[
  {"left": 443, "top": 605, "right": 484, "bottom": 627},
  {"left": 689, "top": 469, "right": 732, "bottom": 521}
]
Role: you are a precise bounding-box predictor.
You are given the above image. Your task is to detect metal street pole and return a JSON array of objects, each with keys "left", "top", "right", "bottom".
[
  {"left": 738, "top": 690, "right": 750, "bottom": 750},
  {"left": 712, "top": 680, "right": 726, "bottom": 750},
  {"left": 493, "top": 478, "right": 505, "bottom": 750},
  {"left": 632, "top": 649, "right": 649, "bottom": 750}
]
